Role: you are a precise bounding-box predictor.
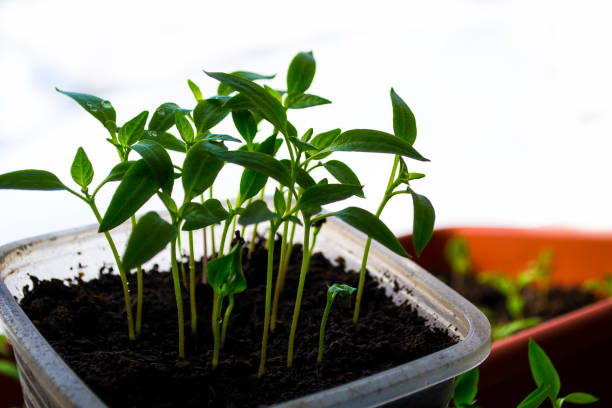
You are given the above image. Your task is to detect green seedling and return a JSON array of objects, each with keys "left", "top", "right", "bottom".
[
  {"left": 445, "top": 237, "right": 472, "bottom": 288},
  {"left": 451, "top": 367, "right": 479, "bottom": 408},
  {"left": 491, "top": 317, "right": 542, "bottom": 341},
  {"left": 0, "top": 334, "right": 18, "bottom": 381},
  {"left": 518, "top": 339, "right": 598, "bottom": 408},
  {"left": 583, "top": 275, "right": 612, "bottom": 297},
  {"left": 318, "top": 284, "right": 356, "bottom": 364}
]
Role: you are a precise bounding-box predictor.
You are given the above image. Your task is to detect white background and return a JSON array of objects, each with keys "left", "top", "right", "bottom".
[{"left": 1, "top": 0, "right": 612, "bottom": 246}]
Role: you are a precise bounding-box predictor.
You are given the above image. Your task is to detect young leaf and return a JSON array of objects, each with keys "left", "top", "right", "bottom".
[
  {"left": 212, "top": 150, "right": 292, "bottom": 186},
  {"left": 158, "top": 191, "right": 178, "bottom": 217},
  {"left": 223, "top": 93, "right": 258, "bottom": 111},
  {"left": 274, "top": 188, "right": 286, "bottom": 214},
  {"left": 390, "top": 88, "right": 417, "bottom": 145},
  {"left": 238, "top": 200, "right": 278, "bottom": 226},
  {"left": 182, "top": 199, "right": 230, "bottom": 230},
  {"left": 198, "top": 134, "right": 242, "bottom": 143},
  {"left": 264, "top": 85, "right": 283, "bottom": 103},
  {"left": 118, "top": 110, "right": 148, "bottom": 146},
  {"left": 174, "top": 109, "right": 194, "bottom": 144},
  {"left": 517, "top": 385, "right": 551, "bottom": 408},
  {"left": 311, "top": 128, "right": 341, "bottom": 150},
  {"left": 452, "top": 368, "right": 479, "bottom": 407},
  {"left": 206, "top": 242, "right": 247, "bottom": 296},
  {"left": 289, "top": 137, "right": 318, "bottom": 153},
  {"left": 287, "top": 51, "right": 316, "bottom": 95},
  {"left": 104, "top": 161, "right": 134, "bottom": 182},
  {"left": 182, "top": 141, "right": 225, "bottom": 201},
  {"left": 327, "top": 283, "right": 356, "bottom": 299},
  {"left": 131, "top": 140, "right": 174, "bottom": 193},
  {"left": 232, "top": 110, "right": 257, "bottom": 145},
  {"left": 285, "top": 93, "right": 331, "bottom": 109},
  {"left": 330, "top": 207, "right": 409, "bottom": 257},
  {"left": 141, "top": 130, "right": 186, "bottom": 153},
  {"left": 239, "top": 134, "right": 278, "bottom": 201},
  {"left": 56, "top": 88, "right": 116, "bottom": 135},
  {"left": 560, "top": 392, "right": 599, "bottom": 405},
  {"left": 323, "top": 160, "right": 364, "bottom": 198},
  {"left": 122, "top": 212, "right": 177, "bottom": 271},
  {"left": 70, "top": 147, "right": 94, "bottom": 189},
  {"left": 217, "top": 71, "right": 275, "bottom": 96},
  {"left": 99, "top": 160, "right": 159, "bottom": 232},
  {"left": 528, "top": 339, "right": 561, "bottom": 399},
  {"left": 206, "top": 71, "right": 287, "bottom": 134},
  {"left": 301, "top": 128, "right": 314, "bottom": 142},
  {"left": 193, "top": 98, "right": 229, "bottom": 135},
  {"left": 187, "top": 79, "right": 203, "bottom": 101},
  {"left": 149, "top": 102, "right": 184, "bottom": 132},
  {"left": 0, "top": 170, "right": 65, "bottom": 191},
  {"left": 411, "top": 190, "right": 435, "bottom": 256},
  {"left": 320, "top": 129, "right": 428, "bottom": 161},
  {"left": 297, "top": 184, "right": 363, "bottom": 214}
]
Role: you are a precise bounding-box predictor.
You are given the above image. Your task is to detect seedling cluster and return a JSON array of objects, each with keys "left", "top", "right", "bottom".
[{"left": 0, "top": 52, "right": 435, "bottom": 374}]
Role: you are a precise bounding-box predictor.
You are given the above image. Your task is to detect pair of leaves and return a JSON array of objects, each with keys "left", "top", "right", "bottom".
[
  {"left": 182, "top": 199, "right": 229, "bottom": 230},
  {"left": 122, "top": 212, "right": 177, "bottom": 271},
  {"left": 327, "top": 283, "right": 355, "bottom": 303},
  {"left": 118, "top": 111, "right": 148, "bottom": 147},
  {"left": 207, "top": 242, "right": 247, "bottom": 297}
]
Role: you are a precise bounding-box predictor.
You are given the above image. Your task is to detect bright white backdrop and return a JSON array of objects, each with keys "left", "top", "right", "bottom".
[{"left": 1, "top": 0, "right": 612, "bottom": 246}]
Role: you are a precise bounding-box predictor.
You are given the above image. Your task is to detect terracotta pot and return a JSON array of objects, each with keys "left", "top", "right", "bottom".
[{"left": 399, "top": 227, "right": 612, "bottom": 408}]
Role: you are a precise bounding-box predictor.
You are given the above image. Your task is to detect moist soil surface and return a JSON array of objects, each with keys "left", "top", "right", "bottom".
[{"left": 20, "top": 237, "right": 456, "bottom": 408}]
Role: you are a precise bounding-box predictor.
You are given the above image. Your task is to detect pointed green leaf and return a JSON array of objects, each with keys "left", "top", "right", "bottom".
[
  {"left": 199, "top": 134, "right": 241, "bottom": 143},
  {"left": 122, "top": 212, "right": 177, "bottom": 271},
  {"left": 206, "top": 243, "right": 247, "bottom": 296},
  {"left": 104, "top": 161, "right": 134, "bottom": 182},
  {"left": 217, "top": 71, "right": 275, "bottom": 96},
  {"left": 289, "top": 136, "right": 317, "bottom": 152},
  {"left": 390, "top": 88, "right": 417, "bottom": 145},
  {"left": 99, "top": 160, "right": 159, "bottom": 232},
  {"left": 560, "top": 392, "right": 598, "bottom": 405},
  {"left": 213, "top": 150, "right": 291, "bottom": 186},
  {"left": 239, "top": 134, "right": 277, "bottom": 201},
  {"left": 56, "top": 88, "right": 116, "bottom": 135},
  {"left": 528, "top": 339, "right": 561, "bottom": 398},
  {"left": 411, "top": 190, "right": 435, "bottom": 256},
  {"left": 131, "top": 140, "right": 174, "bottom": 193},
  {"left": 0, "top": 360, "right": 19, "bottom": 381},
  {"left": 301, "top": 128, "right": 314, "bottom": 142},
  {"left": 187, "top": 79, "right": 202, "bottom": 101},
  {"left": 223, "top": 93, "right": 257, "bottom": 111},
  {"left": 182, "top": 141, "right": 225, "bottom": 202},
  {"left": 232, "top": 110, "right": 258, "bottom": 145},
  {"left": 323, "top": 160, "right": 364, "bottom": 198},
  {"left": 452, "top": 368, "right": 479, "bottom": 407},
  {"left": 297, "top": 184, "right": 363, "bottom": 214},
  {"left": 182, "top": 199, "right": 229, "bottom": 230},
  {"left": 274, "top": 188, "right": 286, "bottom": 214},
  {"left": 238, "top": 200, "right": 277, "bottom": 226},
  {"left": 206, "top": 71, "right": 287, "bottom": 134},
  {"left": 517, "top": 386, "right": 550, "bottom": 408},
  {"left": 158, "top": 191, "right": 178, "bottom": 217},
  {"left": 193, "top": 98, "right": 230, "bottom": 135},
  {"left": 174, "top": 109, "right": 194, "bottom": 144},
  {"left": 149, "top": 102, "right": 184, "bottom": 132},
  {"left": 285, "top": 93, "right": 331, "bottom": 109},
  {"left": 141, "top": 130, "right": 186, "bottom": 153},
  {"left": 70, "top": 147, "right": 94, "bottom": 189},
  {"left": 311, "top": 128, "right": 341, "bottom": 149},
  {"left": 118, "top": 110, "right": 148, "bottom": 146},
  {"left": 0, "top": 170, "right": 66, "bottom": 191},
  {"left": 287, "top": 51, "right": 316, "bottom": 95},
  {"left": 264, "top": 85, "right": 283, "bottom": 102},
  {"left": 327, "top": 283, "right": 356, "bottom": 300}
]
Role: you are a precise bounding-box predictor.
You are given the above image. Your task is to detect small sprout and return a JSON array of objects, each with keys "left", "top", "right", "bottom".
[
  {"left": 444, "top": 237, "right": 472, "bottom": 281},
  {"left": 0, "top": 335, "right": 18, "bottom": 381},
  {"left": 317, "top": 284, "right": 356, "bottom": 364},
  {"left": 451, "top": 367, "right": 479, "bottom": 408},
  {"left": 491, "top": 317, "right": 541, "bottom": 341},
  {"left": 583, "top": 275, "right": 612, "bottom": 297}
]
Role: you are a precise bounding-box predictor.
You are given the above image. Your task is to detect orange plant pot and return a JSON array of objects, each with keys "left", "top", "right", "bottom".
[{"left": 399, "top": 227, "right": 612, "bottom": 408}]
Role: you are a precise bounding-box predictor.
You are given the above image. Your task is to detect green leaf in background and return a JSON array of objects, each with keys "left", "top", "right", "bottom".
[
  {"left": 330, "top": 207, "right": 409, "bottom": 257},
  {"left": 118, "top": 110, "right": 148, "bottom": 147},
  {"left": 149, "top": 102, "right": 184, "bottom": 132},
  {"left": 411, "top": 190, "right": 435, "bottom": 256},
  {"left": 528, "top": 339, "right": 560, "bottom": 398},
  {"left": 390, "top": 88, "right": 417, "bottom": 145},
  {"left": 323, "top": 160, "right": 364, "bottom": 197},
  {"left": 301, "top": 128, "right": 314, "bottom": 142},
  {"left": 217, "top": 71, "right": 275, "bottom": 96},
  {"left": 232, "top": 110, "right": 258, "bottom": 145},
  {"left": 289, "top": 136, "right": 317, "bottom": 153},
  {"left": 122, "top": 212, "right": 177, "bottom": 271},
  {"left": 0, "top": 170, "right": 66, "bottom": 191},
  {"left": 517, "top": 386, "right": 550, "bottom": 408},
  {"left": 187, "top": 79, "right": 203, "bottom": 101},
  {"left": 104, "top": 161, "right": 134, "bottom": 182},
  {"left": 70, "top": 147, "right": 94, "bottom": 189},
  {"left": 320, "top": 129, "right": 428, "bottom": 161},
  {"left": 158, "top": 191, "right": 178, "bottom": 218},
  {"left": 560, "top": 393, "right": 599, "bottom": 405},
  {"left": 287, "top": 51, "right": 316, "bottom": 95},
  {"left": 131, "top": 140, "right": 174, "bottom": 193},
  {"left": 99, "top": 160, "right": 159, "bottom": 232},
  {"left": 285, "top": 93, "right": 331, "bottom": 109},
  {"left": 297, "top": 184, "right": 363, "bottom": 214},
  {"left": 274, "top": 188, "right": 286, "bottom": 215},
  {"left": 239, "top": 134, "right": 277, "bottom": 201},
  {"left": 238, "top": 200, "right": 278, "bottom": 226},
  {"left": 182, "top": 199, "right": 229, "bottom": 230},
  {"left": 223, "top": 93, "right": 258, "bottom": 112},
  {"left": 199, "top": 134, "right": 242, "bottom": 143},
  {"left": 174, "top": 109, "right": 194, "bottom": 144},
  {"left": 141, "top": 130, "right": 186, "bottom": 153},
  {"left": 206, "top": 242, "right": 247, "bottom": 296},
  {"left": 214, "top": 150, "right": 292, "bottom": 186},
  {"left": 310, "top": 128, "right": 341, "bottom": 150},
  {"left": 0, "top": 360, "right": 19, "bottom": 381},
  {"left": 182, "top": 141, "right": 225, "bottom": 202},
  {"left": 452, "top": 368, "right": 479, "bottom": 408},
  {"left": 206, "top": 71, "right": 287, "bottom": 134},
  {"left": 264, "top": 85, "right": 283, "bottom": 102},
  {"left": 193, "top": 98, "right": 230, "bottom": 136},
  {"left": 56, "top": 88, "right": 117, "bottom": 135}
]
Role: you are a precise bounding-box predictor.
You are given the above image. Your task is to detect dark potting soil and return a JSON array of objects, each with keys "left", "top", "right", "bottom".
[{"left": 20, "top": 237, "right": 457, "bottom": 408}]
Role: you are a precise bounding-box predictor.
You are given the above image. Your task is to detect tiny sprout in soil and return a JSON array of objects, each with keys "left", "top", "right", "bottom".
[{"left": 318, "top": 283, "right": 356, "bottom": 364}]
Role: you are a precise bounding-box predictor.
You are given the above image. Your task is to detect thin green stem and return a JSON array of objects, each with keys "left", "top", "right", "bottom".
[
  {"left": 318, "top": 293, "right": 337, "bottom": 364},
  {"left": 271, "top": 219, "right": 297, "bottom": 332},
  {"left": 258, "top": 223, "right": 277, "bottom": 376},
  {"left": 177, "top": 231, "right": 186, "bottom": 285},
  {"left": 188, "top": 230, "right": 197, "bottom": 335},
  {"left": 170, "top": 240, "right": 186, "bottom": 358},
  {"left": 210, "top": 188, "right": 217, "bottom": 258},
  {"left": 218, "top": 217, "right": 232, "bottom": 258},
  {"left": 130, "top": 215, "right": 144, "bottom": 337},
  {"left": 248, "top": 189, "right": 266, "bottom": 256},
  {"left": 221, "top": 295, "right": 234, "bottom": 346},
  {"left": 200, "top": 194, "right": 208, "bottom": 284},
  {"left": 212, "top": 294, "right": 223, "bottom": 369}
]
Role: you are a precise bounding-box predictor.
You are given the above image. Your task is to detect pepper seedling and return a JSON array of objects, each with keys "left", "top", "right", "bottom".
[
  {"left": 451, "top": 367, "right": 479, "bottom": 408},
  {"left": 318, "top": 284, "right": 356, "bottom": 364},
  {"left": 583, "top": 275, "right": 612, "bottom": 297},
  {"left": 445, "top": 237, "right": 472, "bottom": 289}
]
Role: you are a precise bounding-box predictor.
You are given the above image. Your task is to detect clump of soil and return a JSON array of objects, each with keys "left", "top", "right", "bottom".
[{"left": 20, "top": 237, "right": 457, "bottom": 408}]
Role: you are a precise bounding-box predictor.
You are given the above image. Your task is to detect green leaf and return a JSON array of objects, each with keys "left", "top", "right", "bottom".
[
  {"left": 182, "top": 141, "right": 225, "bottom": 202},
  {"left": 223, "top": 93, "right": 257, "bottom": 111},
  {"left": 199, "top": 134, "right": 242, "bottom": 143},
  {"left": 528, "top": 339, "right": 561, "bottom": 399},
  {"left": 560, "top": 392, "right": 599, "bottom": 405},
  {"left": 174, "top": 109, "right": 194, "bottom": 144},
  {"left": 452, "top": 368, "right": 479, "bottom": 407},
  {"left": 232, "top": 110, "right": 257, "bottom": 145},
  {"left": 217, "top": 71, "right": 275, "bottom": 96},
  {"left": 122, "top": 212, "right": 177, "bottom": 271},
  {"left": 104, "top": 161, "right": 134, "bottom": 182},
  {"left": 118, "top": 110, "right": 148, "bottom": 146},
  {"left": 213, "top": 149, "right": 292, "bottom": 186},
  {"left": 311, "top": 128, "right": 341, "bottom": 150},
  {"left": 70, "top": 147, "right": 94, "bottom": 189},
  {"left": 518, "top": 386, "right": 550, "bottom": 408},
  {"left": 187, "top": 79, "right": 202, "bottom": 101},
  {"left": 131, "top": 140, "right": 174, "bottom": 193},
  {"left": 149, "top": 102, "right": 184, "bottom": 132},
  {"left": 158, "top": 191, "right": 178, "bottom": 217},
  {"left": 193, "top": 98, "right": 229, "bottom": 135},
  {"left": 289, "top": 136, "right": 317, "bottom": 152},
  {"left": 287, "top": 51, "right": 316, "bottom": 95},
  {"left": 206, "top": 242, "right": 247, "bottom": 296},
  {"left": 285, "top": 93, "right": 331, "bottom": 109},
  {"left": 320, "top": 129, "right": 428, "bottom": 161},
  {"left": 301, "top": 128, "right": 314, "bottom": 142},
  {"left": 56, "top": 88, "right": 116, "bottom": 135},
  {"left": 99, "top": 160, "right": 159, "bottom": 232},
  {"left": 327, "top": 283, "right": 356, "bottom": 301},
  {"left": 0, "top": 170, "right": 66, "bottom": 191},
  {"left": 182, "top": 199, "right": 229, "bottom": 230},
  {"left": 0, "top": 359, "right": 19, "bottom": 381},
  {"left": 206, "top": 71, "right": 287, "bottom": 134},
  {"left": 264, "top": 85, "right": 283, "bottom": 102},
  {"left": 296, "top": 167, "right": 316, "bottom": 189},
  {"left": 239, "top": 134, "right": 277, "bottom": 201},
  {"left": 297, "top": 184, "right": 363, "bottom": 214},
  {"left": 411, "top": 190, "right": 435, "bottom": 256},
  {"left": 238, "top": 200, "right": 277, "bottom": 226},
  {"left": 141, "top": 130, "right": 186, "bottom": 153},
  {"left": 323, "top": 160, "right": 364, "bottom": 198},
  {"left": 390, "top": 88, "right": 417, "bottom": 145},
  {"left": 330, "top": 207, "right": 409, "bottom": 257},
  {"left": 274, "top": 188, "right": 286, "bottom": 214}
]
